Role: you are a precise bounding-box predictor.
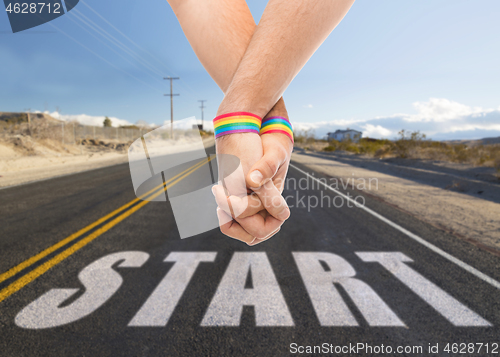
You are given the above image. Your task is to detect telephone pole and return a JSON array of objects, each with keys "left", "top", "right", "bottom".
[
  {"left": 57, "top": 106, "right": 64, "bottom": 145},
  {"left": 198, "top": 100, "right": 207, "bottom": 130},
  {"left": 164, "top": 77, "right": 179, "bottom": 138},
  {"left": 25, "top": 108, "right": 31, "bottom": 136}
]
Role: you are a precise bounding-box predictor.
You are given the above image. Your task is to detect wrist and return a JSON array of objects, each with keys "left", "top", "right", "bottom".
[
  {"left": 264, "top": 97, "right": 288, "bottom": 120},
  {"left": 217, "top": 85, "right": 269, "bottom": 118},
  {"left": 260, "top": 116, "right": 294, "bottom": 144},
  {"left": 213, "top": 112, "right": 262, "bottom": 139}
]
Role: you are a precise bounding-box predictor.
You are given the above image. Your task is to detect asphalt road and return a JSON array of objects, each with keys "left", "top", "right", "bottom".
[{"left": 0, "top": 146, "right": 499, "bottom": 357}]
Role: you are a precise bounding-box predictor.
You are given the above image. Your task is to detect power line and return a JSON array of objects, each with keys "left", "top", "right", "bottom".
[
  {"left": 78, "top": 0, "right": 201, "bottom": 100},
  {"left": 48, "top": 22, "right": 162, "bottom": 92},
  {"left": 68, "top": 2, "right": 201, "bottom": 101},
  {"left": 71, "top": 9, "right": 165, "bottom": 77},
  {"left": 80, "top": 0, "right": 174, "bottom": 76},
  {"left": 66, "top": 13, "right": 164, "bottom": 85},
  {"left": 164, "top": 77, "right": 180, "bottom": 138},
  {"left": 198, "top": 100, "right": 207, "bottom": 130}
]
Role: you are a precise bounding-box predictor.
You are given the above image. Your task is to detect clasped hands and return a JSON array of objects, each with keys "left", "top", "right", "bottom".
[
  {"left": 166, "top": 0, "right": 354, "bottom": 244},
  {"left": 213, "top": 128, "right": 293, "bottom": 245}
]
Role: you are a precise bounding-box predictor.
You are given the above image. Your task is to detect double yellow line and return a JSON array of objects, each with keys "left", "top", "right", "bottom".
[{"left": 0, "top": 157, "right": 212, "bottom": 303}]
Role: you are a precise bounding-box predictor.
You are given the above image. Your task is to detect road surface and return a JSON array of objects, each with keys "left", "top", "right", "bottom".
[{"left": 0, "top": 146, "right": 499, "bottom": 356}]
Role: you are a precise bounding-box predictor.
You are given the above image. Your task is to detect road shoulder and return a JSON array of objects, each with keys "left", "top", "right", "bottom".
[{"left": 291, "top": 150, "right": 500, "bottom": 253}]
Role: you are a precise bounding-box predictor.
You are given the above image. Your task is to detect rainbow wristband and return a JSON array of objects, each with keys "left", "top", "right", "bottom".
[
  {"left": 213, "top": 112, "right": 262, "bottom": 139},
  {"left": 260, "top": 116, "right": 294, "bottom": 143}
]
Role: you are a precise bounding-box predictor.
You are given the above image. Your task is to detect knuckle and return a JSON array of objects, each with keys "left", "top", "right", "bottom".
[
  {"left": 264, "top": 159, "right": 279, "bottom": 176},
  {"left": 220, "top": 224, "right": 230, "bottom": 236},
  {"left": 255, "top": 228, "right": 270, "bottom": 239}
]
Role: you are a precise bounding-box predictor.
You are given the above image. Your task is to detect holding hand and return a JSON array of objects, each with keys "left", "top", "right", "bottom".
[
  {"left": 166, "top": 0, "right": 354, "bottom": 244},
  {"left": 212, "top": 113, "right": 293, "bottom": 245}
]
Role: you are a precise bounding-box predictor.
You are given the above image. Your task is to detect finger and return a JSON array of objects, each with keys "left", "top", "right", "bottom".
[
  {"left": 216, "top": 208, "right": 255, "bottom": 244},
  {"left": 251, "top": 180, "right": 291, "bottom": 221},
  {"left": 246, "top": 143, "right": 288, "bottom": 189},
  {"left": 271, "top": 164, "right": 289, "bottom": 194},
  {"left": 213, "top": 185, "right": 265, "bottom": 218},
  {"left": 213, "top": 181, "right": 289, "bottom": 220},
  {"left": 234, "top": 210, "right": 284, "bottom": 239},
  {"left": 212, "top": 185, "right": 232, "bottom": 214},
  {"left": 248, "top": 227, "right": 281, "bottom": 246}
]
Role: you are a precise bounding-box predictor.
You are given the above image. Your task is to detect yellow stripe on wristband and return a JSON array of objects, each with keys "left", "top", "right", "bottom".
[
  {"left": 213, "top": 112, "right": 262, "bottom": 139},
  {"left": 260, "top": 116, "right": 293, "bottom": 143}
]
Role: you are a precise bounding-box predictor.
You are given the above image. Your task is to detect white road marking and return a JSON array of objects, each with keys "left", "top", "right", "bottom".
[
  {"left": 290, "top": 164, "right": 500, "bottom": 290},
  {"left": 356, "top": 252, "right": 491, "bottom": 326},
  {"left": 15, "top": 251, "right": 149, "bottom": 329},
  {"left": 201, "top": 252, "right": 294, "bottom": 326},
  {"left": 293, "top": 252, "right": 405, "bottom": 326},
  {"left": 128, "top": 252, "right": 217, "bottom": 326}
]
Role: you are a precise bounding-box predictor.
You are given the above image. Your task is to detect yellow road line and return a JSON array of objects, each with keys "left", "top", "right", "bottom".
[
  {"left": 0, "top": 158, "right": 209, "bottom": 286},
  {"left": 0, "top": 157, "right": 212, "bottom": 303}
]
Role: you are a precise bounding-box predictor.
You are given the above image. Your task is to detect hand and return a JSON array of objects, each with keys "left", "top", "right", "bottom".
[{"left": 214, "top": 132, "right": 293, "bottom": 245}]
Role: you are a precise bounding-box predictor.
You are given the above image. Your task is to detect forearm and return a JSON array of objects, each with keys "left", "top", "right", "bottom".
[
  {"left": 167, "top": 0, "right": 288, "bottom": 119},
  {"left": 168, "top": 0, "right": 254, "bottom": 92},
  {"left": 218, "top": 0, "right": 355, "bottom": 117}
]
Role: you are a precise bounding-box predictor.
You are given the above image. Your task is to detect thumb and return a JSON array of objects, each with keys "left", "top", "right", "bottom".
[{"left": 246, "top": 144, "right": 287, "bottom": 189}]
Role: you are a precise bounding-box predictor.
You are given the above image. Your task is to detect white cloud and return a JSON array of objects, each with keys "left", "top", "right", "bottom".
[
  {"left": 403, "top": 98, "right": 489, "bottom": 122},
  {"left": 446, "top": 123, "right": 500, "bottom": 133},
  {"left": 292, "top": 98, "right": 500, "bottom": 140},
  {"left": 303, "top": 104, "right": 313, "bottom": 108},
  {"left": 163, "top": 116, "right": 214, "bottom": 131},
  {"left": 36, "top": 111, "right": 134, "bottom": 127},
  {"left": 35, "top": 111, "right": 211, "bottom": 131},
  {"left": 33, "top": 98, "right": 500, "bottom": 141},
  {"left": 360, "top": 124, "right": 393, "bottom": 138}
]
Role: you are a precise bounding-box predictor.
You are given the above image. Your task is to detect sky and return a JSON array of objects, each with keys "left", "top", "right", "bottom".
[{"left": 1, "top": 0, "right": 499, "bottom": 140}]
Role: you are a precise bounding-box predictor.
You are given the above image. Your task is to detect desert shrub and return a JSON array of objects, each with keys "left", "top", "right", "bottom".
[
  {"left": 344, "top": 143, "right": 360, "bottom": 154},
  {"left": 334, "top": 140, "right": 360, "bottom": 154},
  {"left": 323, "top": 137, "right": 393, "bottom": 155},
  {"left": 357, "top": 138, "right": 392, "bottom": 155},
  {"left": 494, "top": 157, "right": 500, "bottom": 172},
  {"left": 452, "top": 144, "right": 469, "bottom": 163},
  {"left": 374, "top": 145, "right": 393, "bottom": 158},
  {"left": 323, "top": 140, "right": 339, "bottom": 152},
  {"left": 301, "top": 127, "right": 499, "bottom": 170},
  {"left": 294, "top": 129, "right": 316, "bottom": 145},
  {"left": 394, "top": 129, "right": 428, "bottom": 158}
]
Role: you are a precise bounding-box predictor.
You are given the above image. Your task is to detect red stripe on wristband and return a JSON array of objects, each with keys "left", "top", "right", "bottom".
[
  {"left": 213, "top": 112, "right": 262, "bottom": 139},
  {"left": 260, "top": 116, "right": 294, "bottom": 143}
]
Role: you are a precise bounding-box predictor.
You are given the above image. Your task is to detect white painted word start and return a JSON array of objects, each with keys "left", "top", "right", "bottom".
[{"left": 15, "top": 251, "right": 491, "bottom": 329}]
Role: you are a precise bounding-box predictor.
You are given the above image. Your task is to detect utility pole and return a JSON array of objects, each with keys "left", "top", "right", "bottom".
[
  {"left": 164, "top": 76, "right": 179, "bottom": 138},
  {"left": 57, "top": 106, "right": 64, "bottom": 145},
  {"left": 198, "top": 100, "right": 207, "bottom": 131},
  {"left": 25, "top": 108, "right": 31, "bottom": 136}
]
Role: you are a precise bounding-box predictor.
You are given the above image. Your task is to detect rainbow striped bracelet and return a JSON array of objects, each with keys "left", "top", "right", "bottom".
[
  {"left": 213, "top": 112, "right": 262, "bottom": 139},
  {"left": 260, "top": 116, "right": 294, "bottom": 143}
]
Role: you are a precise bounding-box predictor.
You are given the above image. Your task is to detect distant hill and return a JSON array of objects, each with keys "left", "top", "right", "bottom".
[
  {"left": 479, "top": 137, "right": 500, "bottom": 145},
  {"left": 0, "top": 111, "right": 62, "bottom": 124},
  {"left": 444, "top": 137, "right": 500, "bottom": 146}
]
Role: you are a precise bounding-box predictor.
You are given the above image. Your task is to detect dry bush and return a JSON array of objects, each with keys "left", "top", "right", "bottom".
[
  {"left": 316, "top": 129, "right": 500, "bottom": 169},
  {"left": 445, "top": 180, "right": 469, "bottom": 192},
  {"left": 393, "top": 130, "right": 427, "bottom": 158},
  {"left": 294, "top": 129, "right": 316, "bottom": 145},
  {"left": 323, "top": 138, "right": 394, "bottom": 157}
]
